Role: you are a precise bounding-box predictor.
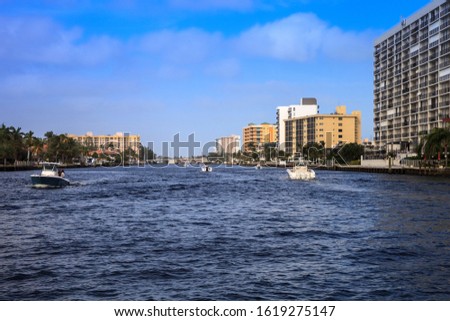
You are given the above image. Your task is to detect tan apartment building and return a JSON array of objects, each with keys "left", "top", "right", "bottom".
[
  {"left": 68, "top": 132, "right": 141, "bottom": 153},
  {"left": 242, "top": 123, "right": 277, "bottom": 152},
  {"left": 284, "top": 106, "right": 362, "bottom": 156}
]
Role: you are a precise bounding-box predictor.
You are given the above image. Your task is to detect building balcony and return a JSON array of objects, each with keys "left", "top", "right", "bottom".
[
  {"left": 441, "top": 47, "right": 450, "bottom": 55},
  {"left": 440, "top": 87, "right": 450, "bottom": 94},
  {"left": 439, "top": 100, "right": 450, "bottom": 107},
  {"left": 441, "top": 7, "right": 450, "bottom": 17},
  {"left": 440, "top": 74, "right": 450, "bottom": 82},
  {"left": 441, "top": 34, "right": 450, "bottom": 43},
  {"left": 441, "top": 20, "right": 450, "bottom": 30}
]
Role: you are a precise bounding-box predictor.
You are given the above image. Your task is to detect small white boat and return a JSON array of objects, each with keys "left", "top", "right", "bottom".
[
  {"left": 255, "top": 163, "right": 262, "bottom": 170},
  {"left": 287, "top": 159, "right": 315, "bottom": 180},
  {"left": 201, "top": 164, "right": 212, "bottom": 172},
  {"left": 31, "top": 162, "right": 70, "bottom": 188}
]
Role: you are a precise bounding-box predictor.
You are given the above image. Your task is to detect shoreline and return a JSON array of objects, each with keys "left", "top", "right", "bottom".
[
  {"left": 314, "top": 165, "right": 450, "bottom": 177},
  {"left": 2, "top": 163, "right": 450, "bottom": 177}
]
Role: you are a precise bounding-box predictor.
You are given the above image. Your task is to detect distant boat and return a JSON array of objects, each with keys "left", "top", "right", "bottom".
[
  {"left": 255, "top": 163, "right": 262, "bottom": 170},
  {"left": 287, "top": 159, "right": 315, "bottom": 180},
  {"left": 201, "top": 164, "right": 212, "bottom": 172},
  {"left": 31, "top": 162, "right": 70, "bottom": 188}
]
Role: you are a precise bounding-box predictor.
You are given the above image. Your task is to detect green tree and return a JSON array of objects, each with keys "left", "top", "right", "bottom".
[
  {"left": 302, "top": 142, "right": 324, "bottom": 162},
  {"left": 31, "top": 137, "right": 44, "bottom": 162},
  {"left": 263, "top": 142, "right": 277, "bottom": 161},
  {"left": 423, "top": 128, "right": 450, "bottom": 167},
  {"left": 139, "top": 145, "right": 155, "bottom": 162},
  {"left": 0, "top": 124, "right": 13, "bottom": 164},
  {"left": 9, "top": 126, "right": 24, "bottom": 163},
  {"left": 337, "top": 143, "right": 364, "bottom": 164},
  {"left": 24, "top": 130, "right": 34, "bottom": 163},
  {"left": 44, "top": 132, "right": 80, "bottom": 163}
]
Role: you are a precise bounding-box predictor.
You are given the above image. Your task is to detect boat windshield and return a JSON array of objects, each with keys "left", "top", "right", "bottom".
[
  {"left": 294, "top": 158, "right": 307, "bottom": 166},
  {"left": 43, "top": 163, "right": 58, "bottom": 172}
]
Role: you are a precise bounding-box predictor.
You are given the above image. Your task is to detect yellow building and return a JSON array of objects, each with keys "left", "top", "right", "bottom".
[
  {"left": 284, "top": 106, "right": 361, "bottom": 155},
  {"left": 242, "top": 123, "right": 277, "bottom": 152},
  {"left": 68, "top": 132, "right": 141, "bottom": 153}
]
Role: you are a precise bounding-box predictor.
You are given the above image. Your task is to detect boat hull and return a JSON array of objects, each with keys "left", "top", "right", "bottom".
[
  {"left": 31, "top": 175, "right": 70, "bottom": 188},
  {"left": 287, "top": 168, "right": 316, "bottom": 180}
]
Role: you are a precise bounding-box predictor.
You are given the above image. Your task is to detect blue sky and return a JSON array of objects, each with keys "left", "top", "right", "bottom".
[{"left": 1, "top": 0, "right": 432, "bottom": 153}]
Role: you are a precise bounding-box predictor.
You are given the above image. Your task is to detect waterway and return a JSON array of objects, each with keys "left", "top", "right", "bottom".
[{"left": 1, "top": 166, "right": 449, "bottom": 300}]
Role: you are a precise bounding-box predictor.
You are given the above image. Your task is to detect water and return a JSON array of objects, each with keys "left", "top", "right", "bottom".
[{"left": 1, "top": 166, "right": 449, "bottom": 300}]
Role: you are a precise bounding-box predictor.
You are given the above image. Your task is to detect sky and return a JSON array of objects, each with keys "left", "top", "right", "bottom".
[{"left": 0, "top": 0, "right": 434, "bottom": 154}]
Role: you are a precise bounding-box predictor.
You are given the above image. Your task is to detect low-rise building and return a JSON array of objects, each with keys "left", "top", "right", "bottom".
[
  {"left": 68, "top": 131, "right": 141, "bottom": 153},
  {"left": 284, "top": 106, "right": 362, "bottom": 156},
  {"left": 277, "top": 98, "right": 319, "bottom": 151},
  {"left": 242, "top": 123, "right": 277, "bottom": 152}
]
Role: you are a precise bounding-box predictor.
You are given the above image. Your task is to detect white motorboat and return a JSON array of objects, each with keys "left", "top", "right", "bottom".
[
  {"left": 31, "top": 162, "right": 70, "bottom": 188},
  {"left": 287, "top": 159, "right": 315, "bottom": 180},
  {"left": 201, "top": 164, "right": 212, "bottom": 172}
]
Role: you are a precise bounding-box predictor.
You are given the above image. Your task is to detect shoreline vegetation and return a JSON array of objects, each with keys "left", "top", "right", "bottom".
[
  {"left": 2, "top": 162, "right": 450, "bottom": 177},
  {"left": 1, "top": 123, "right": 450, "bottom": 177},
  {"left": 0, "top": 123, "right": 153, "bottom": 169}
]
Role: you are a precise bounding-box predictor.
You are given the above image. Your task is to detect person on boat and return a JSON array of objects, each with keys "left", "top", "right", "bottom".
[
  {"left": 58, "top": 169, "right": 62, "bottom": 176},
  {"left": 60, "top": 170, "right": 65, "bottom": 178}
]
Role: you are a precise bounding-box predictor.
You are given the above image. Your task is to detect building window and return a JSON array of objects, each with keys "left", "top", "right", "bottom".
[
  {"left": 338, "top": 135, "right": 343, "bottom": 139},
  {"left": 338, "top": 129, "right": 343, "bottom": 133},
  {"left": 338, "top": 123, "right": 343, "bottom": 127}
]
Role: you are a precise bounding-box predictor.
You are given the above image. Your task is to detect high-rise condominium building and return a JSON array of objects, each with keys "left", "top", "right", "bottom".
[
  {"left": 277, "top": 98, "right": 319, "bottom": 151},
  {"left": 284, "top": 106, "right": 361, "bottom": 156},
  {"left": 374, "top": 0, "right": 450, "bottom": 152},
  {"left": 242, "top": 123, "right": 277, "bottom": 152}
]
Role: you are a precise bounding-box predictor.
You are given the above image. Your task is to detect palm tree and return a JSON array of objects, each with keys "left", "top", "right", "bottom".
[
  {"left": 24, "top": 130, "right": 34, "bottom": 164},
  {"left": 31, "top": 137, "right": 44, "bottom": 162},
  {"left": 0, "top": 124, "right": 11, "bottom": 165},
  {"left": 423, "top": 128, "right": 450, "bottom": 167},
  {"left": 9, "top": 126, "right": 24, "bottom": 163}
]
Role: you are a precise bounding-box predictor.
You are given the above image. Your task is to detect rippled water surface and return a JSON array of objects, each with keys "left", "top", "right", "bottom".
[{"left": 1, "top": 166, "right": 450, "bottom": 300}]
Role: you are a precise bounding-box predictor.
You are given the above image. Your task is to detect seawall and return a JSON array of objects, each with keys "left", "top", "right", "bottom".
[{"left": 316, "top": 165, "right": 450, "bottom": 177}]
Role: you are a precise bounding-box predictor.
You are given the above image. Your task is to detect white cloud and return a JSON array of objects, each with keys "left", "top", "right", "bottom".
[
  {"left": 0, "top": 17, "right": 121, "bottom": 66},
  {"left": 138, "top": 28, "right": 223, "bottom": 64},
  {"left": 236, "top": 13, "right": 374, "bottom": 62}
]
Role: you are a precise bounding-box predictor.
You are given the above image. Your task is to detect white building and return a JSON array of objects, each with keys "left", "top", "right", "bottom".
[
  {"left": 216, "top": 135, "right": 241, "bottom": 155},
  {"left": 276, "top": 98, "right": 319, "bottom": 151},
  {"left": 374, "top": 0, "right": 450, "bottom": 152}
]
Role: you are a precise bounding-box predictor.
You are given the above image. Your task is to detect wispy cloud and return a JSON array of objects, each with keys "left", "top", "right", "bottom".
[
  {"left": 1, "top": 10, "right": 375, "bottom": 142},
  {"left": 0, "top": 17, "right": 121, "bottom": 67},
  {"left": 137, "top": 28, "right": 223, "bottom": 64},
  {"left": 0, "top": 11, "right": 373, "bottom": 67},
  {"left": 236, "top": 13, "right": 374, "bottom": 62}
]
